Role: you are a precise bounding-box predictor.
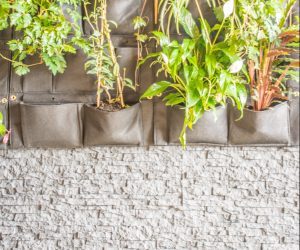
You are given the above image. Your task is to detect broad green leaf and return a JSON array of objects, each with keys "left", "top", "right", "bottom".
[
  {"left": 0, "top": 124, "right": 6, "bottom": 136},
  {"left": 236, "top": 83, "right": 248, "bottom": 107},
  {"left": 205, "top": 53, "right": 216, "bottom": 76},
  {"left": 141, "top": 81, "right": 172, "bottom": 99},
  {"left": 213, "top": 6, "right": 224, "bottom": 22},
  {"left": 153, "top": 31, "right": 170, "bottom": 47},
  {"left": 199, "top": 18, "right": 211, "bottom": 45},
  {"left": 186, "top": 86, "right": 200, "bottom": 108},
  {"left": 163, "top": 93, "right": 185, "bottom": 106},
  {"left": 177, "top": 7, "right": 200, "bottom": 38}
]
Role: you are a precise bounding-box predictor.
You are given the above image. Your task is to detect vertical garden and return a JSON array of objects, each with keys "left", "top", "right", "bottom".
[{"left": 0, "top": 0, "right": 299, "bottom": 149}]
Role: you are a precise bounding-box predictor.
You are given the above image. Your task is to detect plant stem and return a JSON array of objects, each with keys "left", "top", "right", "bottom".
[
  {"left": 213, "top": 19, "right": 225, "bottom": 45},
  {"left": 194, "top": 0, "right": 212, "bottom": 46},
  {"left": 154, "top": 0, "right": 159, "bottom": 24},
  {"left": 96, "top": 2, "right": 105, "bottom": 108},
  {"left": 102, "top": 1, "right": 125, "bottom": 107},
  {"left": 0, "top": 52, "right": 43, "bottom": 67}
]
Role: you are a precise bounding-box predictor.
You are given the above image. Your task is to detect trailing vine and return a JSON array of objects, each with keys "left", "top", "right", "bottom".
[{"left": 0, "top": 0, "right": 85, "bottom": 75}]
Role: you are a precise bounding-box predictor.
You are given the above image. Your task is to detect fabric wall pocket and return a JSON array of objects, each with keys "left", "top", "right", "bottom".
[
  {"left": 116, "top": 47, "right": 139, "bottom": 102},
  {"left": 10, "top": 102, "right": 24, "bottom": 149},
  {"left": 20, "top": 103, "right": 83, "bottom": 148},
  {"left": 229, "top": 102, "right": 290, "bottom": 145},
  {"left": 0, "top": 28, "right": 12, "bottom": 40},
  {"left": 168, "top": 105, "right": 228, "bottom": 145},
  {"left": 84, "top": 0, "right": 144, "bottom": 35},
  {"left": 83, "top": 103, "right": 143, "bottom": 146},
  {"left": 154, "top": 100, "right": 168, "bottom": 146},
  {"left": 10, "top": 55, "right": 52, "bottom": 93},
  {"left": 289, "top": 97, "right": 299, "bottom": 146},
  {"left": 53, "top": 50, "right": 96, "bottom": 93},
  {"left": 140, "top": 100, "right": 154, "bottom": 146},
  {"left": 0, "top": 48, "right": 10, "bottom": 95}
]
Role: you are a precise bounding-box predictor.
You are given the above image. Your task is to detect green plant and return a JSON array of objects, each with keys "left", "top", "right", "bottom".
[
  {"left": 83, "top": 0, "right": 134, "bottom": 109},
  {"left": 226, "top": 0, "right": 299, "bottom": 110},
  {"left": 140, "top": 0, "right": 247, "bottom": 147},
  {"left": 0, "top": 112, "right": 10, "bottom": 144},
  {"left": 133, "top": 0, "right": 149, "bottom": 85},
  {"left": 0, "top": 0, "right": 85, "bottom": 75},
  {"left": 132, "top": 0, "right": 222, "bottom": 84},
  {"left": 158, "top": 0, "right": 220, "bottom": 36}
]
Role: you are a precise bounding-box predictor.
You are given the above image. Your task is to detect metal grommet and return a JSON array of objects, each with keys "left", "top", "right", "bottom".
[
  {"left": 1, "top": 98, "right": 8, "bottom": 104},
  {"left": 10, "top": 95, "right": 17, "bottom": 101}
]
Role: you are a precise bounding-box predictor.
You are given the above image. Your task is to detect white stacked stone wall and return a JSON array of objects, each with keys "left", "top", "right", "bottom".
[{"left": 0, "top": 146, "right": 299, "bottom": 249}]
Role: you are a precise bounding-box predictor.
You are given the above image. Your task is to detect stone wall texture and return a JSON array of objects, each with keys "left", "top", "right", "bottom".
[{"left": 0, "top": 146, "right": 299, "bottom": 250}]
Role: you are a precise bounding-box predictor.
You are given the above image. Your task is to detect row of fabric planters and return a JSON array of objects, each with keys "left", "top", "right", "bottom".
[
  {"left": 18, "top": 102, "right": 146, "bottom": 148},
  {"left": 13, "top": 99, "right": 297, "bottom": 149},
  {"left": 155, "top": 100, "right": 296, "bottom": 146}
]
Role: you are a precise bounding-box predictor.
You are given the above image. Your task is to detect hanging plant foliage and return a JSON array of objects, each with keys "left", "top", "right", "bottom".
[{"left": 0, "top": 0, "right": 86, "bottom": 75}]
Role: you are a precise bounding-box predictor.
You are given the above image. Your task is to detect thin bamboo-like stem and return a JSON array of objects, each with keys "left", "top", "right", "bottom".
[
  {"left": 154, "top": 0, "right": 159, "bottom": 24},
  {"left": 194, "top": 0, "right": 212, "bottom": 46},
  {"left": 102, "top": 2, "right": 125, "bottom": 107},
  {"left": 96, "top": 3, "right": 105, "bottom": 108}
]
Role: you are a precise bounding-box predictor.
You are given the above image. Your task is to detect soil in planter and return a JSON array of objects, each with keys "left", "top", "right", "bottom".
[{"left": 97, "top": 101, "right": 124, "bottom": 112}]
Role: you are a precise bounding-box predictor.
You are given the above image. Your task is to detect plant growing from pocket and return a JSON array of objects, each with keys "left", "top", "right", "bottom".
[
  {"left": 140, "top": 0, "right": 247, "bottom": 147},
  {"left": 83, "top": 0, "right": 135, "bottom": 109},
  {"left": 0, "top": 112, "right": 10, "bottom": 144},
  {"left": 158, "top": 0, "right": 219, "bottom": 36},
  {"left": 133, "top": 0, "right": 149, "bottom": 85},
  {"left": 225, "top": 0, "right": 299, "bottom": 111},
  {"left": 0, "top": 0, "right": 85, "bottom": 75}
]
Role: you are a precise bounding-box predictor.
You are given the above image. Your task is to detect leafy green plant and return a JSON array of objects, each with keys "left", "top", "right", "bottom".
[
  {"left": 0, "top": 0, "right": 85, "bottom": 75},
  {"left": 226, "top": 0, "right": 299, "bottom": 110},
  {"left": 158, "top": 0, "right": 220, "bottom": 36},
  {"left": 140, "top": 0, "right": 247, "bottom": 147},
  {"left": 83, "top": 0, "right": 134, "bottom": 109},
  {"left": 0, "top": 112, "right": 10, "bottom": 144}
]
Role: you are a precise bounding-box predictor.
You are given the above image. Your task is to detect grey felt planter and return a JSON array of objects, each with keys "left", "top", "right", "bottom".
[
  {"left": 20, "top": 103, "right": 83, "bottom": 148},
  {"left": 0, "top": 28, "right": 12, "bottom": 40},
  {"left": 84, "top": 0, "right": 153, "bottom": 35},
  {"left": 168, "top": 105, "right": 228, "bottom": 145},
  {"left": 53, "top": 48, "right": 139, "bottom": 97},
  {"left": 229, "top": 102, "right": 290, "bottom": 145},
  {"left": 11, "top": 55, "right": 52, "bottom": 93},
  {"left": 53, "top": 50, "right": 96, "bottom": 93},
  {"left": 0, "top": 102, "right": 8, "bottom": 149},
  {"left": 289, "top": 98, "right": 299, "bottom": 146},
  {"left": 0, "top": 48, "right": 10, "bottom": 94},
  {"left": 83, "top": 103, "right": 143, "bottom": 146}
]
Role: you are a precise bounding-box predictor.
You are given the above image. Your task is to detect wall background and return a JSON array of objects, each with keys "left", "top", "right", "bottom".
[{"left": 0, "top": 146, "right": 299, "bottom": 249}]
